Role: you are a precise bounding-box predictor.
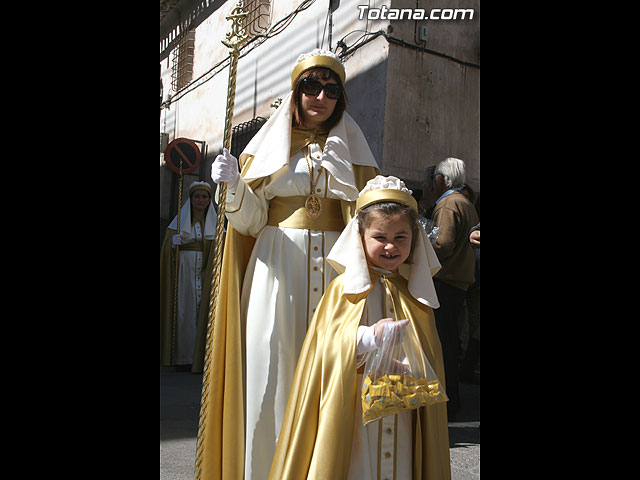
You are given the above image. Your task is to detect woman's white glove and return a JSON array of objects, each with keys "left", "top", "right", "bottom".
[
  {"left": 211, "top": 148, "right": 240, "bottom": 193},
  {"left": 172, "top": 234, "right": 182, "bottom": 247}
]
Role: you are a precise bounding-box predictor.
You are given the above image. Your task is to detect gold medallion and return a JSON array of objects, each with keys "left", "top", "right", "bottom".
[
  {"left": 305, "top": 193, "right": 322, "bottom": 219},
  {"left": 303, "top": 146, "right": 324, "bottom": 219}
]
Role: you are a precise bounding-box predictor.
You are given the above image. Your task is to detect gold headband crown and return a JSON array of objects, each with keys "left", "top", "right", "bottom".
[
  {"left": 291, "top": 49, "right": 346, "bottom": 89},
  {"left": 189, "top": 181, "right": 212, "bottom": 196},
  {"left": 355, "top": 176, "right": 417, "bottom": 214}
]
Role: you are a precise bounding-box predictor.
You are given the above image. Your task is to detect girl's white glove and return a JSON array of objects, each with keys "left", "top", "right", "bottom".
[
  {"left": 211, "top": 148, "right": 240, "bottom": 193},
  {"left": 374, "top": 318, "right": 410, "bottom": 346},
  {"left": 357, "top": 319, "right": 410, "bottom": 355}
]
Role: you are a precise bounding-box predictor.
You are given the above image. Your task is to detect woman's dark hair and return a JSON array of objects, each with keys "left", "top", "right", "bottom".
[{"left": 292, "top": 67, "right": 348, "bottom": 130}]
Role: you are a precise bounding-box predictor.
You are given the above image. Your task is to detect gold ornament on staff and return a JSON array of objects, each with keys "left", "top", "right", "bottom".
[{"left": 194, "top": 2, "right": 249, "bottom": 479}]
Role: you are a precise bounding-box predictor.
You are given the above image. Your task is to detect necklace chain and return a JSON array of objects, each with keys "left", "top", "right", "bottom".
[
  {"left": 304, "top": 146, "right": 323, "bottom": 192},
  {"left": 304, "top": 146, "right": 323, "bottom": 219}
]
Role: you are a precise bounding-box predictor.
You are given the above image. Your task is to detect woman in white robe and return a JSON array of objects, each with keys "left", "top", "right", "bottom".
[
  {"left": 160, "top": 181, "right": 217, "bottom": 371},
  {"left": 197, "top": 49, "right": 379, "bottom": 480}
]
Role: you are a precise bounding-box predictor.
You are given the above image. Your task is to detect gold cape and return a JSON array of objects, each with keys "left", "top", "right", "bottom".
[
  {"left": 196, "top": 161, "right": 379, "bottom": 480},
  {"left": 159, "top": 225, "right": 216, "bottom": 373},
  {"left": 268, "top": 270, "right": 451, "bottom": 480}
]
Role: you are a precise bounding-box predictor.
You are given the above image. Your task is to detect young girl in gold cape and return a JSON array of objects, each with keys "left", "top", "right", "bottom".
[{"left": 269, "top": 176, "right": 451, "bottom": 480}]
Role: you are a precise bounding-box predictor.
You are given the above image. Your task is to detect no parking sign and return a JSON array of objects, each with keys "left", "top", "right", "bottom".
[{"left": 164, "top": 138, "right": 201, "bottom": 175}]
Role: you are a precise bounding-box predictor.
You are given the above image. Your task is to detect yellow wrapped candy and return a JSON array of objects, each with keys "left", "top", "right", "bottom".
[{"left": 361, "top": 373, "right": 446, "bottom": 424}]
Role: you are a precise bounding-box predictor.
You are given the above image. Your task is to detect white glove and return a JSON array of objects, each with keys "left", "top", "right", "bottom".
[
  {"left": 211, "top": 148, "right": 240, "bottom": 193},
  {"left": 172, "top": 234, "right": 182, "bottom": 247},
  {"left": 357, "top": 319, "right": 410, "bottom": 355}
]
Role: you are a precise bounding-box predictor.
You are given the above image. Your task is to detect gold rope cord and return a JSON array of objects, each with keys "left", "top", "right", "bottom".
[{"left": 194, "top": 3, "right": 249, "bottom": 478}]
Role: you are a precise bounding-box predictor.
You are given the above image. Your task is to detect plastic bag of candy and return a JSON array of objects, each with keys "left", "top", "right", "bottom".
[{"left": 361, "top": 319, "right": 447, "bottom": 425}]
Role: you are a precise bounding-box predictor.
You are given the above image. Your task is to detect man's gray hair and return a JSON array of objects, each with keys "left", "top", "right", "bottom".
[{"left": 435, "top": 157, "right": 466, "bottom": 189}]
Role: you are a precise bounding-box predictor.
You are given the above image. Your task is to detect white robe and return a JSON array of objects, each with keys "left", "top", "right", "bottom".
[
  {"left": 173, "top": 221, "right": 205, "bottom": 364},
  {"left": 167, "top": 200, "right": 217, "bottom": 365},
  {"left": 226, "top": 143, "right": 344, "bottom": 480}
]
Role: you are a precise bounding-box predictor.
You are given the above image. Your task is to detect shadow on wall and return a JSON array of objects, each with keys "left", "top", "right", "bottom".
[{"left": 343, "top": 59, "right": 388, "bottom": 170}]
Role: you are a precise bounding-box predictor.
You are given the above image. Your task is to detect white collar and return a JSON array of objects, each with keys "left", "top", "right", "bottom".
[
  {"left": 168, "top": 200, "right": 217, "bottom": 239},
  {"left": 239, "top": 92, "right": 379, "bottom": 201}
]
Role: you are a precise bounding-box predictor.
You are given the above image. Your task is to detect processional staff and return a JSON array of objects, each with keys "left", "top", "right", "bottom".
[
  {"left": 171, "top": 159, "right": 183, "bottom": 364},
  {"left": 194, "top": 2, "right": 249, "bottom": 478}
]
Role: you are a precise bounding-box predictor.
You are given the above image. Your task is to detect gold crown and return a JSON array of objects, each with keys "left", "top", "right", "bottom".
[
  {"left": 356, "top": 189, "right": 418, "bottom": 214},
  {"left": 291, "top": 55, "right": 346, "bottom": 89},
  {"left": 189, "top": 182, "right": 212, "bottom": 196}
]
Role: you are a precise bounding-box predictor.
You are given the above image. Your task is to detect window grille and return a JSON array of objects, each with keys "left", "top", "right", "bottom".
[
  {"left": 243, "top": 0, "right": 271, "bottom": 37},
  {"left": 231, "top": 117, "right": 268, "bottom": 161},
  {"left": 171, "top": 28, "right": 196, "bottom": 92}
]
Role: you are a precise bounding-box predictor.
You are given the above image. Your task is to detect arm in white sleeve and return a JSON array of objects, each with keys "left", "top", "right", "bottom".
[
  {"left": 356, "top": 325, "right": 379, "bottom": 355},
  {"left": 220, "top": 177, "right": 270, "bottom": 237}
]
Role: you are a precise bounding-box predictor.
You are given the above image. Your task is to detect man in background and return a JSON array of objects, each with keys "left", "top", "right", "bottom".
[{"left": 430, "top": 157, "right": 479, "bottom": 420}]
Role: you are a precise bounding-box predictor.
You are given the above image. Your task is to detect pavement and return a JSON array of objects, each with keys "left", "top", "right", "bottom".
[
  {"left": 160, "top": 367, "right": 479, "bottom": 479},
  {"left": 448, "top": 381, "right": 480, "bottom": 480}
]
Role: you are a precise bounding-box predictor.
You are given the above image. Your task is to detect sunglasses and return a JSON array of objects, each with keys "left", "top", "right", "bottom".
[{"left": 301, "top": 78, "right": 342, "bottom": 100}]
